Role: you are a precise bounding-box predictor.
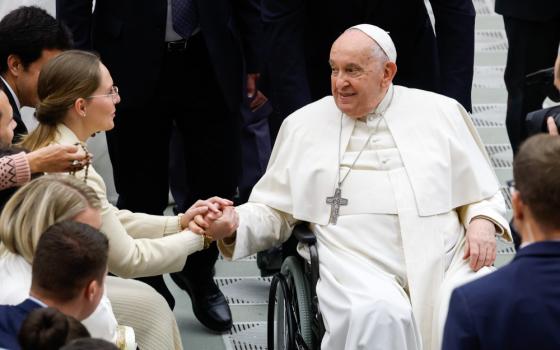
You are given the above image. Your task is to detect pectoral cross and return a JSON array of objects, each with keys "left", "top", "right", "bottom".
[{"left": 326, "top": 187, "right": 348, "bottom": 225}]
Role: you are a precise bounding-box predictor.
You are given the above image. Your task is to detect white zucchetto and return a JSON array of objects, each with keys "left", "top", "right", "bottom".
[{"left": 349, "top": 24, "right": 397, "bottom": 62}]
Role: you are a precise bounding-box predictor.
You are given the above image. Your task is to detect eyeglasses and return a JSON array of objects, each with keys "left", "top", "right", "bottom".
[{"left": 86, "top": 86, "right": 120, "bottom": 104}]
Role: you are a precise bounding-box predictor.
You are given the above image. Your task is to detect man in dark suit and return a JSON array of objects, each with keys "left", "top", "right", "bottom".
[
  {"left": 429, "top": 0, "right": 475, "bottom": 112},
  {"left": 495, "top": 0, "right": 560, "bottom": 154},
  {"left": 443, "top": 134, "right": 560, "bottom": 350},
  {"left": 0, "top": 6, "right": 72, "bottom": 142},
  {"left": 56, "top": 0, "right": 261, "bottom": 332},
  {"left": 0, "top": 221, "right": 108, "bottom": 350}
]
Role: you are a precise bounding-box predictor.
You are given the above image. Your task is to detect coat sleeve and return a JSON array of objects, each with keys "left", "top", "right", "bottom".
[
  {"left": 56, "top": 0, "right": 94, "bottom": 50},
  {"left": 218, "top": 202, "right": 298, "bottom": 260},
  {"left": 84, "top": 168, "right": 203, "bottom": 278},
  {"left": 457, "top": 190, "right": 512, "bottom": 241},
  {"left": 0, "top": 153, "right": 30, "bottom": 190},
  {"left": 442, "top": 288, "right": 481, "bottom": 350}
]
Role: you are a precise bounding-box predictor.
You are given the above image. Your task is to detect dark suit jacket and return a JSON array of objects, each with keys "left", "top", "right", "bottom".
[
  {"left": 495, "top": 0, "right": 560, "bottom": 21},
  {"left": 442, "top": 241, "right": 560, "bottom": 350},
  {"left": 0, "top": 299, "right": 42, "bottom": 350},
  {"left": 56, "top": 0, "right": 261, "bottom": 112},
  {"left": 0, "top": 78, "right": 28, "bottom": 141}
]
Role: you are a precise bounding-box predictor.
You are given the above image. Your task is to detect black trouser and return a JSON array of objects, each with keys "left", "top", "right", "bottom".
[
  {"left": 502, "top": 15, "right": 560, "bottom": 154},
  {"left": 106, "top": 33, "right": 241, "bottom": 308}
]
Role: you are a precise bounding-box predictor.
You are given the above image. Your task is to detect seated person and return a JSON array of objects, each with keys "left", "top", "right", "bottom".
[
  {"left": 193, "top": 24, "right": 510, "bottom": 350},
  {"left": 0, "top": 221, "right": 107, "bottom": 350},
  {"left": 0, "top": 6, "right": 72, "bottom": 140},
  {"left": 0, "top": 175, "right": 166, "bottom": 348},
  {"left": 443, "top": 134, "right": 560, "bottom": 350},
  {"left": 19, "top": 307, "right": 90, "bottom": 350}
]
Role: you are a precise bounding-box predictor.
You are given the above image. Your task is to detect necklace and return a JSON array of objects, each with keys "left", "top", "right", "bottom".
[
  {"left": 69, "top": 142, "right": 91, "bottom": 183},
  {"left": 326, "top": 88, "right": 394, "bottom": 224}
]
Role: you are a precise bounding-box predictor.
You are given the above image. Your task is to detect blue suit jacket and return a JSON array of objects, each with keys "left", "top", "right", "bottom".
[
  {"left": 0, "top": 299, "right": 42, "bottom": 350},
  {"left": 442, "top": 241, "right": 560, "bottom": 350}
]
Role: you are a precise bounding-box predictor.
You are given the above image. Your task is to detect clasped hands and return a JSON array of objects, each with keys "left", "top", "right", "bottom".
[{"left": 179, "top": 197, "right": 239, "bottom": 242}]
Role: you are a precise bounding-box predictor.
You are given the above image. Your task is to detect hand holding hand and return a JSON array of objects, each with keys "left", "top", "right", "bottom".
[
  {"left": 26, "top": 144, "right": 90, "bottom": 174},
  {"left": 464, "top": 218, "right": 497, "bottom": 271},
  {"left": 179, "top": 197, "right": 233, "bottom": 230},
  {"left": 206, "top": 206, "right": 239, "bottom": 241}
]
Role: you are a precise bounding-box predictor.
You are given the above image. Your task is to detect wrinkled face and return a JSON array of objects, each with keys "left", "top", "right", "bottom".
[
  {"left": 0, "top": 90, "right": 16, "bottom": 146},
  {"left": 83, "top": 63, "right": 119, "bottom": 133},
  {"left": 14, "top": 49, "right": 60, "bottom": 108},
  {"left": 329, "top": 31, "right": 388, "bottom": 118}
]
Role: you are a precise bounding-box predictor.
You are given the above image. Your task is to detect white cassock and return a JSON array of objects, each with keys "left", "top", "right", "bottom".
[{"left": 219, "top": 85, "right": 511, "bottom": 350}]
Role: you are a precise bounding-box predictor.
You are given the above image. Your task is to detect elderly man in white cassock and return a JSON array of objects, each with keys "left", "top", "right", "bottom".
[{"left": 193, "top": 24, "right": 511, "bottom": 350}]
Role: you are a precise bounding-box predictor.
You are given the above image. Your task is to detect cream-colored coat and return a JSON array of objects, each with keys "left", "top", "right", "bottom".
[
  {"left": 220, "top": 86, "right": 511, "bottom": 350},
  {"left": 54, "top": 124, "right": 203, "bottom": 278}
]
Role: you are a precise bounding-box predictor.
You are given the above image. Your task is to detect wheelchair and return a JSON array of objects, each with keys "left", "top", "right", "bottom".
[{"left": 267, "top": 223, "right": 325, "bottom": 350}]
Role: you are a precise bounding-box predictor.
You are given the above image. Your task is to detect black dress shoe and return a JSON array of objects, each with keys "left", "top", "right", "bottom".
[{"left": 170, "top": 272, "right": 233, "bottom": 332}]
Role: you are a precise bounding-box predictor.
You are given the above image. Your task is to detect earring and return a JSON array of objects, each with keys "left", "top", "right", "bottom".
[{"left": 81, "top": 112, "right": 86, "bottom": 117}]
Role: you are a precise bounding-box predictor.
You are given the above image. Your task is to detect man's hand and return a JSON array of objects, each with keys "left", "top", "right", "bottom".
[
  {"left": 464, "top": 218, "right": 497, "bottom": 271},
  {"left": 547, "top": 116, "right": 559, "bottom": 135},
  {"left": 26, "top": 144, "right": 90, "bottom": 174},
  {"left": 189, "top": 206, "right": 238, "bottom": 240},
  {"left": 246, "top": 73, "right": 260, "bottom": 98},
  {"left": 206, "top": 206, "right": 239, "bottom": 240},
  {"left": 179, "top": 197, "right": 233, "bottom": 230}
]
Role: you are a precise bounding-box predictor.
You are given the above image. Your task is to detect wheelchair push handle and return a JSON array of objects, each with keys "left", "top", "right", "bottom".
[{"left": 293, "top": 224, "right": 317, "bottom": 246}]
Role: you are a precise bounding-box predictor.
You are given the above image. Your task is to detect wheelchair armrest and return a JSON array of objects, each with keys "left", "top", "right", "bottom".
[{"left": 292, "top": 223, "right": 316, "bottom": 246}]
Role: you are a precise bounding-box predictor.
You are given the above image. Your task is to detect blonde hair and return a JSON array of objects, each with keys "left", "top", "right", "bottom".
[
  {"left": 0, "top": 175, "right": 101, "bottom": 263},
  {"left": 20, "top": 50, "right": 101, "bottom": 151}
]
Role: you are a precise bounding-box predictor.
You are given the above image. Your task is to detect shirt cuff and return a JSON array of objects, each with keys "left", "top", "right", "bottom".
[
  {"left": 163, "top": 215, "right": 182, "bottom": 235},
  {"left": 471, "top": 215, "right": 508, "bottom": 239},
  {"left": 13, "top": 152, "right": 31, "bottom": 185}
]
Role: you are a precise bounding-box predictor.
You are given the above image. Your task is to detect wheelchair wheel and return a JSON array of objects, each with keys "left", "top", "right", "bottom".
[{"left": 275, "top": 256, "right": 314, "bottom": 349}]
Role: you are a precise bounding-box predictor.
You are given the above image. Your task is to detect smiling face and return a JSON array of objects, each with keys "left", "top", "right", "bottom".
[
  {"left": 329, "top": 30, "right": 395, "bottom": 119},
  {"left": 83, "top": 63, "right": 119, "bottom": 133}
]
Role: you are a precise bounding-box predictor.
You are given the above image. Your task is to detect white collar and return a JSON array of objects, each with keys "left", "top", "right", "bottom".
[
  {"left": 28, "top": 295, "right": 48, "bottom": 308},
  {"left": 0, "top": 75, "right": 21, "bottom": 111}
]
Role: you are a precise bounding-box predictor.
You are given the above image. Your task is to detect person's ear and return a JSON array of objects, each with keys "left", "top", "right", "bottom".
[
  {"left": 512, "top": 191, "right": 525, "bottom": 225},
  {"left": 6, "top": 54, "right": 23, "bottom": 78},
  {"left": 84, "top": 279, "right": 100, "bottom": 302},
  {"left": 73, "top": 98, "right": 88, "bottom": 118},
  {"left": 382, "top": 61, "right": 397, "bottom": 87}
]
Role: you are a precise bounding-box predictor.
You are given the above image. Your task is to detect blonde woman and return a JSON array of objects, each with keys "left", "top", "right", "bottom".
[
  {"left": 0, "top": 175, "right": 188, "bottom": 349},
  {"left": 0, "top": 176, "right": 118, "bottom": 344}
]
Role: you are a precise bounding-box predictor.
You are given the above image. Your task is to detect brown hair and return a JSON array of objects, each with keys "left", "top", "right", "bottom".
[
  {"left": 18, "top": 307, "right": 90, "bottom": 350},
  {"left": 20, "top": 50, "right": 100, "bottom": 150},
  {"left": 0, "top": 175, "right": 101, "bottom": 263},
  {"left": 514, "top": 134, "right": 560, "bottom": 231},
  {"left": 31, "top": 220, "right": 109, "bottom": 302}
]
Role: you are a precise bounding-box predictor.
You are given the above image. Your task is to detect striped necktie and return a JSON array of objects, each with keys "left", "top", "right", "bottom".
[{"left": 171, "top": 0, "right": 199, "bottom": 39}]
